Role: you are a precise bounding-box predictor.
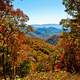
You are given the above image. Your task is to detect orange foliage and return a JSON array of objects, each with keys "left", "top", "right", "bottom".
[
  {"left": 0, "top": 0, "right": 29, "bottom": 21},
  {"left": 0, "top": 0, "right": 29, "bottom": 67},
  {"left": 17, "top": 32, "right": 26, "bottom": 43},
  {"left": 31, "top": 62, "right": 37, "bottom": 72},
  {"left": 59, "top": 53, "right": 64, "bottom": 61},
  {"left": 5, "top": 31, "right": 29, "bottom": 66}
]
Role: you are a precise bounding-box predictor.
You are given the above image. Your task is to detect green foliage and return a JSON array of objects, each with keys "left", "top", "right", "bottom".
[
  {"left": 37, "top": 63, "right": 45, "bottom": 72},
  {"left": 3, "top": 62, "right": 12, "bottom": 75},
  {"left": 16, "top": 60, "right": 31, "bottom": 78},
  {"left": 63, "top": 0, "right": 80, "bottom": 17}
]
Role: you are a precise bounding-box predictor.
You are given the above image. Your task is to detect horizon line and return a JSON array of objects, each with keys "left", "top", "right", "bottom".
[{"left": 27, "top": 23, "right": 60, "bottom": 25}]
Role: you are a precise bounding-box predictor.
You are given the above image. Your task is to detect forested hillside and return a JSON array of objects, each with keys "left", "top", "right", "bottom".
[{"left": 0, "top": 0, "right": 80, "bottom": 80}]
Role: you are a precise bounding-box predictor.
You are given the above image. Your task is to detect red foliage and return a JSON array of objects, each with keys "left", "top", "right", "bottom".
[
  {"left": 55, "top": 63, "right": 62, "bottom": 71},
  {"left": 0, "top": 25, "right": 6, "bottom": 32}
]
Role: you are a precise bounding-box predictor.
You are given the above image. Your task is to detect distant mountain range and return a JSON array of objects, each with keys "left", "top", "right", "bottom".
[
  {"left": 27, "top": 24, "right": 62, "bottom": 45},
  {"left": 28, "top": 24, "right": 62, "bottom": 39}
]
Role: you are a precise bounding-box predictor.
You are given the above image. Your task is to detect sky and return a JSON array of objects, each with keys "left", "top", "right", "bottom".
[{"left": 13, "top": 0, "right": 67, "bottom": 24}]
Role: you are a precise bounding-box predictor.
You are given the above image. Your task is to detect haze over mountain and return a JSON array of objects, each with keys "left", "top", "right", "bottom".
[{"left": 28, "top": 24, "right": 62, "bottom": 40}]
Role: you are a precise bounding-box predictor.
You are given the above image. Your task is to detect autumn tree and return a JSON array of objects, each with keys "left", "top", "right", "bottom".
[
  {"left": 60, "top": 0, "right": 80, "bottom": 73},
  {"left": 0, "top": 0, "right": 30, "bottom": 79}
]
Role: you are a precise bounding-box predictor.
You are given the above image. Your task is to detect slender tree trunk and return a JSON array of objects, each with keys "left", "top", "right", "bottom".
[{"left": 12, "top": 66, "right": 16, "bottom": 79}]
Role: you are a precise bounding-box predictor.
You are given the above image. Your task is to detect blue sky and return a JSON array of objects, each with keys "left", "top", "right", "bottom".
[{"left": 13, "top": 0, "right": 67, "bottom": 24}]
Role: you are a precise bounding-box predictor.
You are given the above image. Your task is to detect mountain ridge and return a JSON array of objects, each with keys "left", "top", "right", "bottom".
[{"left": 28, "top": 24, "right": 62, "bottom": 40}]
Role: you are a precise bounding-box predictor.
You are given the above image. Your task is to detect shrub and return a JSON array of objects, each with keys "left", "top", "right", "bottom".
[{"left": 16, "top": 60, "right": 30, "bottom": 78}]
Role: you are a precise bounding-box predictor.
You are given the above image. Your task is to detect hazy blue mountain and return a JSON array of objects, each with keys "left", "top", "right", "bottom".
[
  {"left": 28, "top": 24, "right": 62, "bottom": 40},
  {"left": 46, "top": 34, "right": 60, "bottom": 45},
  {"left": 32, "top": 24, "right": 62, "bottom": 29}
]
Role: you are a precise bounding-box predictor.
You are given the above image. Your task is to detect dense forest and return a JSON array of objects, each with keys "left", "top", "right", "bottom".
[{"left": 0, "top": 0, "right": 80, "bottom": 80}]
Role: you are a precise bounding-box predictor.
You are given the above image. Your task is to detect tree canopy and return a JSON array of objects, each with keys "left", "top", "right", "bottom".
[
  {"left": 59, "top": 0, "right": 80, "bottom": 73},
  {"left": 0, "top": 0, "right": 30, "bottom": 79}
]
